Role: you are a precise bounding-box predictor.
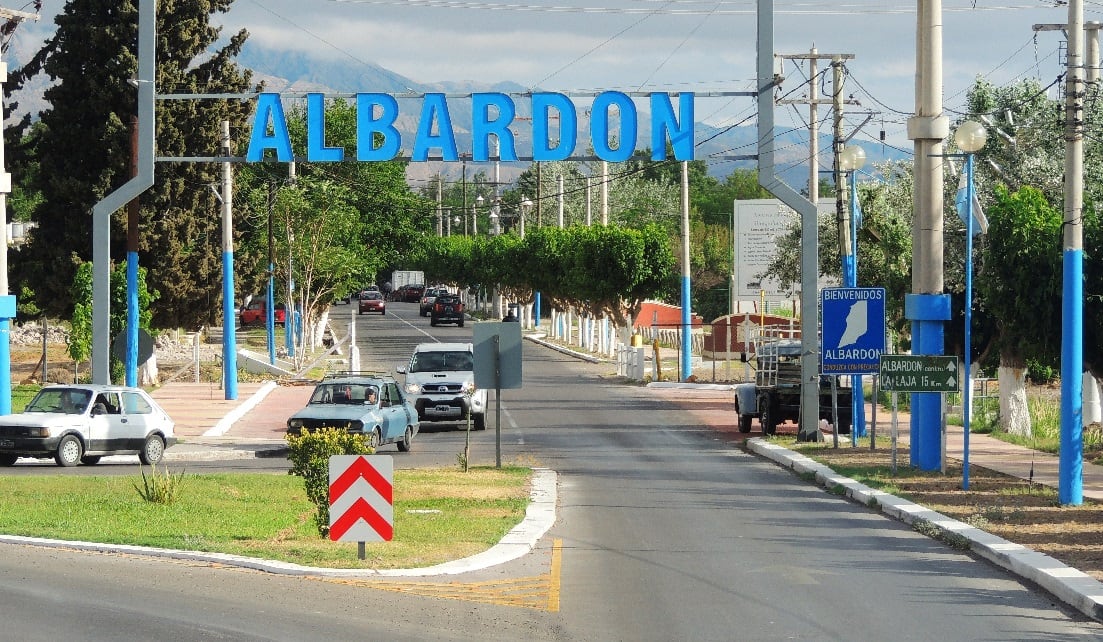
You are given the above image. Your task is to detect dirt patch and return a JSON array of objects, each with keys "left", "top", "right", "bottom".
[{"left": 793, "top": 445, "right": 1103, "bottom": 582}]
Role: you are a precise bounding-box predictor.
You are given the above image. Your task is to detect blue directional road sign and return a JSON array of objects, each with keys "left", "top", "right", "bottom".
[{"left": 821, "top": 287, "right": 887, "bottom": 375}]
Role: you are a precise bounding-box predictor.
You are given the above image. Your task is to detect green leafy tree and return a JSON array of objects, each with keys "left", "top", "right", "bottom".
[
  {"left": 69, "top": 260, "right": 158, "bottom": 382},
  {"left": 8, "top": 0, "right": 254, "bottom": 328}
]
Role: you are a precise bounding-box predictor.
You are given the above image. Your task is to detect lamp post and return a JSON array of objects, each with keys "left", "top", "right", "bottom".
[
  {"left": 954, "top": 119, "right": 987, "bottom": 490},
  {"left": 474, "top": 195, "right": 483, "bottom": 236},
  {"left": 520, "top": 195, "right": 533, "bottom": 238},
  {"left": 840, "top": 144, "right": 867, "bottom": 444}
]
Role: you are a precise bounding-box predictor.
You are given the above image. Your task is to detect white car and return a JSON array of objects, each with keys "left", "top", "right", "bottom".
[
  {"left": 397, "top": 342, "right": 487, "bottom": 430},
  {"left": 0, "top": 384, "right": 176, "bottom": 467}
]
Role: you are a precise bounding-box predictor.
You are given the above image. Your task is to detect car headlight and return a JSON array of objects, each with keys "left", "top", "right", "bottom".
[
  {"left": 462, "top": 381, "right": 476, "bottom": 394},
  {"left": 405, "top": 383, "right": 421, "bottom": 395},
  {"left": 288, "top": 419, "right": 303, "bottom": 429},
  {"left": 27, "top": 427, "right": 49, "bottom": 438}
]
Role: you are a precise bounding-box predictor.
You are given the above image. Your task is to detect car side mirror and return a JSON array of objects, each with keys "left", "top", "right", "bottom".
[{"left": 396, "top": 365, "right": 407, "bottom": 374}]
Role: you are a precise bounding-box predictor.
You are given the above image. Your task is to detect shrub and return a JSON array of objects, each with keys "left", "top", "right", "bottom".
[
  {"left": 133, "top": 464, "right": 187, "bottom": 504},
  {"left": 286, "top": 427, "right": 372, "bottom": 537}
]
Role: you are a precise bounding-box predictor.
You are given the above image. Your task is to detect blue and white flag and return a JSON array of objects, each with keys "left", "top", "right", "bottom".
[
  {"left": 955, "top": 170, "right": 988, "bottom": 236},
  {"left": 853, "top": 190, "right": 863, "bottom": 231}
]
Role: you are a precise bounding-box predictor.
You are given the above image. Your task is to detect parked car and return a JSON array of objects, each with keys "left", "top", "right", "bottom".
[
  {"left": 397, "top": 342, "right": 486, "bottom": 430},
  {"left": 286, "top": 373, "right": 419, "bottom": 451},
  {"left": 240, "top": 300, "right": 286, "bottom": 326},
  {"left": 358, "top": 290, "right": 386, "bottom": 315},
  {"left": 430, "top": 294, "right": 465, "bottom": 327},
  {"left": 419, "top": 287, "right": 450, "bottom": 316},
  {"left": 0, "top": 384, "right": 177, "bottom": 467},
  {"left": 395, "top": 284, "right": 425, "bottom": 303}
]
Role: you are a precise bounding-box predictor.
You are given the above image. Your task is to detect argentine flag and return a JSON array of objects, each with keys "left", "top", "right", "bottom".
[{"left": 955, "top": 170, "right": 988, "bottom": 236}]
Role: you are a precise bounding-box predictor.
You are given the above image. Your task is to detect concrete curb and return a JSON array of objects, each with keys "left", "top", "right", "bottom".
[
  {"left": 524, "top": 334, "right": 604, "bottom": 363},
  {"left": 745, "top": 438, "right": 1103, "bottom": 622},
  {"left": 0, "top": 468, "right": 558, "bottom": 578}
]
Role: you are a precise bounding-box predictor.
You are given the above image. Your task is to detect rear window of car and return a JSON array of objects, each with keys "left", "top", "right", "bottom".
[{"left": 363, "top": 292, "right": 382, "bottom": 300}]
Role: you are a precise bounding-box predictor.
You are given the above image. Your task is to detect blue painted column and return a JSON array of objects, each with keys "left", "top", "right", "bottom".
[
  {"left": 125, "top": 255, "right": 139, "bottom": 386},
  {"left": 846, "top": 172, "right": 866, "bottom": 440},
  {"left": 266, "top": 272, "right": 275, "bottom": 364},
  {"left": 534, "top": 292, "right": 541, "bottom": 329},
  {"left": 905, "top": 293, "right": 950, "bottom": 470},
  {"left": 0, "top": 295, "right": 14, "bottom": 415},
  {"left": 223, "top": 250, "right": 237, "bottom": 400},
  {"left": 1060, "top": 249, "right": 1084, "bottom": 504}
]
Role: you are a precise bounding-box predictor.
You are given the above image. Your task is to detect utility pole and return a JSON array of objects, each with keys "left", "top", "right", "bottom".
[
  {"left": 774, "top": 47, "right": 855, "bottom": 442},
  {"left": 221, "top": 120, "right": 237, "bottom": 400},
  {"left": 1061, "top": 0, "right": 1086, "bottom": 506},
  {"left": 778, "top": 49, "right": 855, "bottom": 202}
]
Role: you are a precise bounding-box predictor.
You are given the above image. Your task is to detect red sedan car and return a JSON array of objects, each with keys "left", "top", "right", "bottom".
[
  {"left": 240, "top": 301, "right": 286, "bottom": 326},
  {"left": 358, "top": 291, "right": 386, "bottom": 315}
]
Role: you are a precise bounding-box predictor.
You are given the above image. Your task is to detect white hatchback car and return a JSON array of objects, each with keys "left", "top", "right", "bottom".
[
  {"left": 397, "top": 342, "right": 487, "bottom": 430},
  {"left": 0, "top": 384, "right": 176, "bottom": 467}
]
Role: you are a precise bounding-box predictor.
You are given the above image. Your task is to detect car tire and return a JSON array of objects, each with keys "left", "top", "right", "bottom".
[
  {"left": 397, "top": 426, "right": 413, "bottom": 452},
  {"left": 0, "top": 454, "right": 17, "bottom": 466},
  {"left": 80, "top": 455, "right": 102, "bottom": 465},
  {"left": 368, "top": 428, "right": 382, "bottom": 451},
  {"left": 758, "top": 393, "right": 777, "bottom": 436},
  {"left": 358, "top": 309, "right": 364, "bottom": 315},
  {"left": 473, "top": 413, "right": 486, "bottom": 431},
  {"left": 458, "top": 319, "right": 465, "bottom": 327},
  {"left": 139, "top": 434, "right": 166, "bottom": 465},
  {"left": 738, "top": 414, "right": 752, "bottom": 433},
  {"left": 430, "top": 318, "right": 437, "bottom": 327},
  {"left": 55, "top": 434, "right": 83, "bottom": 467}
]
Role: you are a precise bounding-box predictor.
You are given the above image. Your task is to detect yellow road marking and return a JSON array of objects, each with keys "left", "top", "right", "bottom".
[{"left": 316, "top": 539, "right": 564, "bottom": 612}]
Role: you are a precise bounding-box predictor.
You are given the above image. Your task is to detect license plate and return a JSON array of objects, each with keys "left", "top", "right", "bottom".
[
  {"left": 435, "top": 405, "right": 452, "bottom": 412},
  {"left": 445, "top": 306, "right": 453, "bottom": 312},
  {"left": 0, "top": 439, "right": 13, "bottom": 447}
]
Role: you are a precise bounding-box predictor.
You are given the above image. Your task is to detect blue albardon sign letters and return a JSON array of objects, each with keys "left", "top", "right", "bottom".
[{"left": 245, "top": 91, "right": 695, "bottom": 164}]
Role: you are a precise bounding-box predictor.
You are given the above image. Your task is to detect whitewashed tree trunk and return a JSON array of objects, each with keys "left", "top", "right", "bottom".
[
  {"left": 139, "top": 355, "right": 159, "bottom": 386},
  {"left": 312, "top": 309, "right": 330, "bottom": 350},
  {"left": 998, "top": 364, "right": 1032, "bottom": 437}
]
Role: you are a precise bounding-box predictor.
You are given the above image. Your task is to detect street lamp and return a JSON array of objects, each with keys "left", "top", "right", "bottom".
[
  {"left": 520, "top": 195, "right": 533, "bottom": 238},
  {"left": 840, "top": 144, "right": 867, "bottom": 444},
  {"left": 474, "top": 195, "right": 484, "bottom": 236},
  {"left": 489, "top": 197, "right": 501, "bottom": 236},
  {"left": 954, "top": 119, "right": 987, "bottom": 491}
]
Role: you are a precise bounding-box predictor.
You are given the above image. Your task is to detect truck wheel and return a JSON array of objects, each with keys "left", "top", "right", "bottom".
[
  {"left": 473, "top": 413, "right": 486, "bottom": 431},
  {"left": 758, "top": 393, "right": 777, "bottom": 436},
  {"left": 738, "top": 414, "right": 752, "bottom": 433}
]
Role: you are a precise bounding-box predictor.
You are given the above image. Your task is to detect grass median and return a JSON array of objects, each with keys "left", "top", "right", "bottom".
[{"left": 1, "top": 466, "right": 532, "bottom": 569}]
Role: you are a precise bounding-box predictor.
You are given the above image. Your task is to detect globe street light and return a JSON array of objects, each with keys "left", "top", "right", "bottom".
[
  {"left": 953, "top": 119, "right": 987, "bottom": 490},
  {"left": 839, "top": 143, "right": 866, "bottom": 444},
  {"left": 489, "top": 197, "right": 501, "bottom": 236}
]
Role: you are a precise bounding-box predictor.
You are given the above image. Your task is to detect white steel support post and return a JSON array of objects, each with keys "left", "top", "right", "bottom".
[{"left": 92, "top": 0, "right": 154, "bottom": 384}]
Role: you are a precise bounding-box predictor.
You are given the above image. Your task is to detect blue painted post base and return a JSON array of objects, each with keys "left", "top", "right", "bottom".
[{"left": 905, "top": 293, "right": 951, "bottom": 471}]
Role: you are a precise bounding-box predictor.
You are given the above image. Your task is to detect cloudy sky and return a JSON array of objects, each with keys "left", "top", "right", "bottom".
[{"left": 13, "top": 1, "right": 1094, "bottom": 156}]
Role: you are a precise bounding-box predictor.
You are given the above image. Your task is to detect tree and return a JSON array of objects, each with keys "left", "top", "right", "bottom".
[
  {"left": 8, "top": 0, "right": 254, "bottom": 328},
  {"left": 976, "top": 186, "right": 1064, "bottom": 436}
]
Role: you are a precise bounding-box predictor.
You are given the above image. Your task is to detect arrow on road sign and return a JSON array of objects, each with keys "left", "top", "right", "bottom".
[
  {"left": 330, "top": 456, "right": 393, "bottom": 505},
  {"left": 330, "top": 496, "right": 394, "bottom": 542}
]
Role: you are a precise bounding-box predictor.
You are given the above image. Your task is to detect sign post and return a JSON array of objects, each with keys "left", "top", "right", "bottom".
[
  {"left": 879, "top": 355, "right": 959, "bottom": 477},
  {"left": 474, "top": 322, "right": 523, "bottom": 468}
]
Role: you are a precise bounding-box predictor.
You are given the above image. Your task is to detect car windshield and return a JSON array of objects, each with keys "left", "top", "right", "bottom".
[
  {"left": 309, "top": 383, "right": 380, "bottom": 405},
  {"left": 26, "top": 388, "right": 93, "bottom": 414},
  {"left": 409, "top": 351, "right": 473, "bottom": 373}
]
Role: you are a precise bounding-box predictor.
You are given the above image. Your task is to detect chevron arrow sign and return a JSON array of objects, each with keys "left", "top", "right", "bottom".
[{"left": 328, "top": 455, "right": 394, "bottom": 542}]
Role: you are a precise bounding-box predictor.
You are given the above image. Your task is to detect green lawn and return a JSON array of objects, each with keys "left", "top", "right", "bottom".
[{"left": 0, "top": 466, "right": 531, "bottom": 569}]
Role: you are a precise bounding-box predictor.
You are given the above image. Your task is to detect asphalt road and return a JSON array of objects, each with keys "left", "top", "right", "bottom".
[{"left": 2, "top": 302, "right": 1101, "bottom": 640}]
